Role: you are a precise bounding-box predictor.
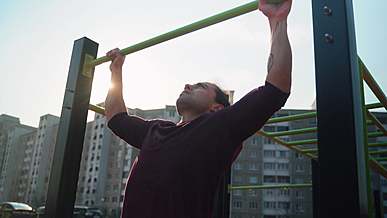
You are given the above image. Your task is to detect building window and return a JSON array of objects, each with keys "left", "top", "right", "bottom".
[
  {"left": 233, "top": 176, "right": 242, "bottom": 183},
  {"left": 265, "top": 190, "right": 274, "bottom": 196},
  {"left": 295, "top": 153, "right": 304, "bottom": 159},
  {"left": 277, "top": 176, "right": 290, "bottom": 183},
  {"left": 296, "top": 164, "right": 305, "bottom": 172},
  {"left": 249, "top": 151, "right": 257, "bottom": 158},
  {"left": 232, "top": 201, "right": 242, "bottom": 209},
  {"left": 295, "top": 190, "right": 304, "bottom": 199},
  {"left": 263, "top": 176, "right": 276, "bottom": 183},
  {"left": 248, "top": 190, "right": 257, "bottom": 196},
  {"left": 264, "top": 162, "right": 276, "bottom": 170},
  {"left": 249, "top": 176, "right": 258, "bottom": 184},
  {"left": 249, "top": 201, "right": 258, "bottom": 209},
  {"left": 233, "top": 190, "right": 242, "bottom": 196},
  {"left": 278, "top": 163, "right": 289, "bottom": 170},
  {"left": 295, "top": 202, "right": 304, "bottom": 212},
  {"left": 278, "top": 201, "right": 290, "bottom": 210},
  {"left": 279, "top": 151, "right": 289, "bottom": 158},
  {"left": 234, "top": 162, "right": 242, "bottom": 170},
  {"left": 169, "top": 111, "right": 176, "bottom": 117},
  {"left": 264, "top": 201, "right": 276, "bottom": 209},
  {"left": 280, "top": 189, "right": 290, "bottom": 196},
  {"left": 248, "top": 163, "right": 257, "bottom": 171},
  {"left": 264, "top": 150, "right": 276, "bottom": 158}
]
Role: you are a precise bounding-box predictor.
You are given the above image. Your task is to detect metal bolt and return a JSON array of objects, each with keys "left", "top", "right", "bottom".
[
  {"left": 323, "top": 6, "right": 332, "bottom": 16},
  {"left": 324, "top": 33, "right": 334, "bottom": 43}
]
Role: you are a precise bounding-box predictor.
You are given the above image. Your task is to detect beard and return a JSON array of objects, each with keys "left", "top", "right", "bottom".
[{"left": 176, "top": 94, "right": 208, "bottom": 116}]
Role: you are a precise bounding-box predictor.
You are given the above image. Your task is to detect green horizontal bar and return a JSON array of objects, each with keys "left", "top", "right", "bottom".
[
  {"left": 374, "top": 157, "right": 387, "bottom": 162},
  {"left": 266, "top": 112, "right": 317, "bottom": 124},
  {"left": 257, "top": 131, "right": 317, "bottom": 160},
  {"left": 88, "top": 104, "right": 105, "bottom": 115},
  {"left": 369, "top": 150, "right": 387, "bottom": 155},
  {"left": 229, "top": 183, "right": 312, "bottom": 191},
  {"left": 264, "top": 127, "right": 317, "bottom": 137},
  {"left": 301, "top": 148, "right": 318, "bottom": 153},
  {"left": 365, "top": 102, "right": 383, "bottom": 110},
  {"left": 368, "top": 132, "right": 386, "bottom": 138},
  {"left": 287, "top": 139, "right": 318, "bottom": 146},
  {"left": 90, "top": 0, "right": 269, "bottom": 67},
  {"left": 368, "top": 142, "right": 387, "bottom": 147}
]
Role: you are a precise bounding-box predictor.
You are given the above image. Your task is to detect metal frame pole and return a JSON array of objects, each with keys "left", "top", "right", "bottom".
[
  {"left": 311, "top": 0, "right": 369, "bottom": 217},
  {"left": 312, "top": 160, "right": 320, "bottom": 218},
  {"left": 46, "top": 37, "right": 98, "bottom": 217}
]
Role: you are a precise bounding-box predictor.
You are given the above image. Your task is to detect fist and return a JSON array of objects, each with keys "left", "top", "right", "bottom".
[
  {"left": 107, "top": 48, "right": 125, "bottom": 73},
  {"left": 259, "top": 0, "right": 292, "bottom": 22}
]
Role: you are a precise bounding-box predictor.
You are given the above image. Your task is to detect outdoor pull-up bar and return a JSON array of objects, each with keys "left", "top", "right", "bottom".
[{"left": 87, "top": 0, "right": 283, "bottom": 67}]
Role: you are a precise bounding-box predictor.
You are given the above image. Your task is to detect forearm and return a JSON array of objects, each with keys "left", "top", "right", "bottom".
[
  {"left": 265, "top": 19, "right": 292, "bottom": 93},
  {"left": 105, "top": 71, "right": 127, "bottom": 121}
]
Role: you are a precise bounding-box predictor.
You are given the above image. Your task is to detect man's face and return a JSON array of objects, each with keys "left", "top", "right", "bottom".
[{"left": 176, "top": 82, "right": 218, "bottom": 116}]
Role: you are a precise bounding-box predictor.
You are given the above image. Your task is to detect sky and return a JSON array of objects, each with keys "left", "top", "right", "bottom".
[{"left": 0, "top": 0, "right": 385, "bottom": 127}]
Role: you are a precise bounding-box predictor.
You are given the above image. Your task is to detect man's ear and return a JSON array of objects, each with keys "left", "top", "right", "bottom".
[{"left": 210, "top": 103, "right": 224, "bottom": 112}]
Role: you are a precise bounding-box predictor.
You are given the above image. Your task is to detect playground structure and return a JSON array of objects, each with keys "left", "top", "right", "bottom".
[{"left": 44, "top": 0, "right": 386, "bottom": 217}]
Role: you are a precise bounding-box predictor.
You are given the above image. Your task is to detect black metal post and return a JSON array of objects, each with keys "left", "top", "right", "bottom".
[
  {"left": 311, "top": 0, "right": 369, "bottom": 217},
  {"left": 46, "top": 37, "right": 98, "bottom": 218},
  {"left": 312, "top": 160, "right": 320, "bottom": 218},
  {"left": 372, "top": 173, "right": 384, "bottom": 218}
]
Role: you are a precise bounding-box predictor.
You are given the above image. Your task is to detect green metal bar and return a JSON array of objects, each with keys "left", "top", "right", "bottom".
[
  {"left": 368, "top": 142, "right": 387, "bottom": 147},
  {"left": 302, "top": 148, "right": 318, "bottom": 153},
  {"left": 359, "top": 58, "right": 387, "bottom": 111},
  {"left": 89, "top": 0, "right": 282, "bottom": 67},
  {"left": 374, "top": 157, "right": 387, "bottom": 162},
  {"left": 266, "top": 112, "right": 317, "bottom": 124},
  {"left": 264, "top": 127, "right": 317, "bottom": 137},
  {"left": 367, "top": 110, "right": 387, "bottom": 135},
  {"left": 229, "top": 183, "right": 312, "bottom": 191},
  {"left": 257, "top": 131, "right": 317, "bottom": 159},
  {"left": 369, "top": 158, "right": 387, "bottom": 179},
  {"left": 287, "top": 139, "right": 318, "bottom": 146},
  {"left": 359, "top": 62, "right": 374, "bottom": 217},
  {"left": 369, "top": 150, "right": 387, "bottom": 155},
  {"left": 366, "top": 120, "right": 373, "bottom": 125},
  {"left": 88, "top": 104, "right": 105, "bottom": 115},
  {"left": 368, "top": 132, "right": 386, "bottom": 138},
  {"left": 366, "top": 102, "right": 383, "bottom": 110}
]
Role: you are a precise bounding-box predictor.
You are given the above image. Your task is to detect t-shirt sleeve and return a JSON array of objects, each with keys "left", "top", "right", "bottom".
[
  {"left": 107, "top": 112, "right": 153, "bottom": 149},
  {"left": 224, "top": 81, "right": 290, "bottom": 144}
]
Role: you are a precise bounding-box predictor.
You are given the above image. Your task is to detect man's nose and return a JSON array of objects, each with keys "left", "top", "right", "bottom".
[{"left": 184, "top": 84, "right": 192, "bottom": 91}]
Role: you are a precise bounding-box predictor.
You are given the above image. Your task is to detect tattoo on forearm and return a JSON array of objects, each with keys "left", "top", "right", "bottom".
[{"left": 268, "top": 53, "right": 274, "bottom": 73}]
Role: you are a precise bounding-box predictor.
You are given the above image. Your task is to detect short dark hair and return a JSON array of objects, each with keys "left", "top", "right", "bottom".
[{"left": 213, "top": 84, "right": 230, "bottom": 107}]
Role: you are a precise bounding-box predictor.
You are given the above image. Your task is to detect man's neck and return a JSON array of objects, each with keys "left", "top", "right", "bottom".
[{"left": 180, "top": 111, "right": 206, "bottom": 123}]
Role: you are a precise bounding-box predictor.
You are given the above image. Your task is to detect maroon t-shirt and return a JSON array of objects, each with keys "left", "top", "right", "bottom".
[{"left": 108, "top": 82, "right": 289, "bottom": 218}]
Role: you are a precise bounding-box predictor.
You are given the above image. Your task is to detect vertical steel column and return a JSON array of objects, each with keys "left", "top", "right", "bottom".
[
  {"left": 46, "top": 37, "right": 98, "bottom": 217},
  {"left": 311, "top": 0, "right": 369, "bottom": 217},
  {"left": 312, "top": 160, "right": 320, "bottom": 218},
  {"left": 372, "top": 173, "right": 384, "bottom": 218}
]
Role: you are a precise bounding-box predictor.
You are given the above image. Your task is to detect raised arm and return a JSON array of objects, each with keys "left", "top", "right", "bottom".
[
  {"left": 105, "top": 48, "right": 127, "bottom": 121},
  {"left": 259, "top": 0, "right": 292, "bottom": 93}
]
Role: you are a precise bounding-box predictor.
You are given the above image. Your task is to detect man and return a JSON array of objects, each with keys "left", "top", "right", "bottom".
[{"left": 105, "top": 0, "right": 292, "bottom": 217}]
